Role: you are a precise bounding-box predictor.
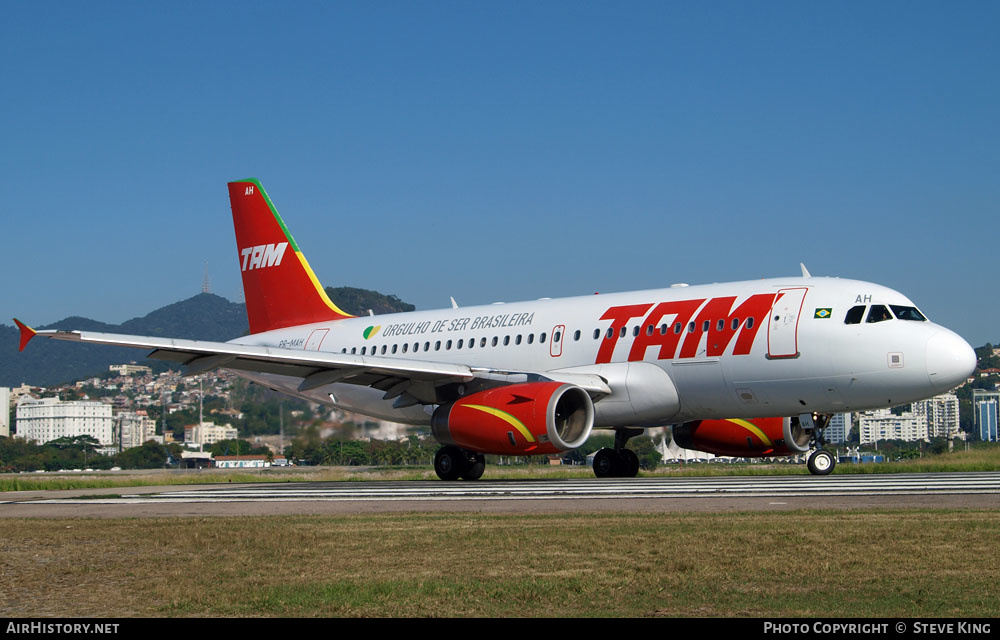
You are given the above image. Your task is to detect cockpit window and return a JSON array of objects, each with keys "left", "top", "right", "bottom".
[
  {"left": 844, "top": 305, "right": 866, "bottom": 325},
  {"left": 890, "top": 305, "right": 927, "bottom": 321},
  {"left": 866, "top": 305, "right": 892, "bottom": 323}
]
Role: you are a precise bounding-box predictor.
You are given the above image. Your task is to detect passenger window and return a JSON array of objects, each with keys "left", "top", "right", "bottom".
[
  {"left": 528, "top": 334, "right": 535, "bottom": 344},
  {"left": 402, "top": 343, "right": 408, "bottom": 353},
  {"left": 606, "top": 327, "right": 614, "bottom": 340},
  {"left": 674, "top": 323, "right": 682, "bottom": 334},
  {"left": 632, "top": 326, "right": 639, "bottom": 338},
  {"left": 458, "top": 339, "right": 464, "bottom": 349},
  {"left": 866, "top": 305, "right": 892, "bottom": 323},
  {"left": 620, "top": 327, "right": 627, "bottom": 339},
  {"left": 435, "top": 341, "right": 441, "bottom": 351},
  {"left": 516, "top": 335, "right": 522, "bottom": 345},
  {"left": 554, "top": 331, "right": 562, "bottom": 342},
  {"left": 688, "top": 322, "right": 695, "bottom": 333},
  {"left": 351, "top": 347, "right": 357, "bottom": 354},
  {"left": 717, "top": 319, "right": 725, "bottom": 331},
  {"left": 447, "top": 340, "right": 452, "bottom": 350},
  {"left": 503, "top": 336, "right": 510, "bottom": 346},
  {"left": 746, "top": 318, "right": 754, "bottom": 329},
  {"left": 702, "top": 320, "right": 710, "bottom": 332},
  {"left": 541, "top": 333, "right": 547, "bottom": 343},
  {"left": 593, "top": 329, "right": 601, "bottom": 340},
  {"left": 573, "top": 330, "right": 580, "bottom": 341},
  {"left": 890, "top": 305, "right": 927, "bottom": 321},
  {"left": 381, "top": 345, "right": 387, "bottom": 355},
  {"left": 492, "top": 337, "right": 498, "bottom": 347},
  {"left": 481, "top": 337, "right": 487, "bottom": 347},
  {"left": 731, "top": 318, "right": 740, "bottom": 330},
  {"left": 392, "top": 345, "right": 398, "bottom": 354},
  {"left": 844, "top": 305, "right": 866, "bottom": 325},
  {"left": 660, "top": 324, "right": 667, "bottom": 335}
]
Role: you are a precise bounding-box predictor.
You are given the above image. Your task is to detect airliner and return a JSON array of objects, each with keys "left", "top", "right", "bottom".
[{"left": 15, "top": 179, "right": 977, "bottom": 479}]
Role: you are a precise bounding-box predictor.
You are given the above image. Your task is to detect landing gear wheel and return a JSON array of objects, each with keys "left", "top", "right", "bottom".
[
  {"left": 434, "top": 445, "right": 467, "bottom": 481},
  {"left": 461, "top": 453, "right": 486, "bottom": 481},
  {"left": 807, "top": 449, "right": 836, "bottom": 476},
  {"left": 593, "top": 448, "right": 618, "bottom": 478},
  {"left": 619, "top": 449, "right": 640, "bottom": 478}
]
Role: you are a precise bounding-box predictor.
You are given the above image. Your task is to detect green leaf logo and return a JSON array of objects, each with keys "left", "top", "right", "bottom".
[{"left": 363, "top": 325, "right": 381, "bottom": 340}]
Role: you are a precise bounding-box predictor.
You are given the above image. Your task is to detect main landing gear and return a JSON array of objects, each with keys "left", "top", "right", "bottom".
[
  {"left": 592, "top": 427, "right": 643, "bottom": 478},
  {"left": 434, "top": 445, "right": 486, "bottom": 481}
]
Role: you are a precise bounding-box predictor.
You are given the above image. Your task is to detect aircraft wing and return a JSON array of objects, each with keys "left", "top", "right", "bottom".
[{"left": 15, "top": 321, "right": 611, "bottom": 407}]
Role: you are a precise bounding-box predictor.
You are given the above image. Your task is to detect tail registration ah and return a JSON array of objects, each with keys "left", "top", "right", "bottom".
[{"left": 16, "top": 179, "right": 976, "bottom": 479}]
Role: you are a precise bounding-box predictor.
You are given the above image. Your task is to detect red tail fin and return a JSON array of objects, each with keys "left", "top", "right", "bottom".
[{"left": 228, "top": 179, "right": 354, "bottom": 334}]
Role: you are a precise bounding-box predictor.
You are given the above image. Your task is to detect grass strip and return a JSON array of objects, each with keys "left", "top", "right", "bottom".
[{"left": 0, "top": 510, "right": 997, "bottom": 617}]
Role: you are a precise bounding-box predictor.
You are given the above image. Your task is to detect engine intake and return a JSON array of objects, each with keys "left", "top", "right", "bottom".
[{"left": 432, "top": 382, "right": 594, "bottom": 455}]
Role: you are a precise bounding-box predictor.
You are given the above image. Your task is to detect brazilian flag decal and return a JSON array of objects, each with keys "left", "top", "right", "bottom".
[{"left": 814, "top": 308, "right": 832, "bottom": 319}]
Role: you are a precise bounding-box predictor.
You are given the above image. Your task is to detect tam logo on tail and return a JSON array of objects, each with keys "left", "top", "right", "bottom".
[
  {"left": 229, "top": 178, "right": 354, "bottom": 333},
  {"left": 240, "top": 242, "right": 289, "bottom": 272}
]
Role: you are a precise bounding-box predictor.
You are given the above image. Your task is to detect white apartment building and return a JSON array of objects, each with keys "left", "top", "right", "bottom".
[
  {"left": 109, "top": 364, "right": 152, "bottom": 377},
  {"left": 858, "top": 408, "right": 929, "bottom": 445},
  {"left": 911, "top": 392, "right": 961, "bottom": 439},
  {"left": 184, "top": 421, "right": 238, "bottom": 448},
  {"left": 1, "top": 387, "right": 10, "bottom": 438},
  {"left": 15, "top": 397, "right": 114, "bottom": 446},
  {"left": 117, "top": 411, "right": 158, "bottom": 450}
]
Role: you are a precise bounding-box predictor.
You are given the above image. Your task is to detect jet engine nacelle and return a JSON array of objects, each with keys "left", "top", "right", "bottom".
[
  {"left": 431, "top": 382, "right": 594, "bottom": 455},
  {"left": 672, "top": 416, "right": 812, "bottom": 458}
]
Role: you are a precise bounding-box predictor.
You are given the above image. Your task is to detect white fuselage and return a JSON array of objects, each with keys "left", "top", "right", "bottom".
[{"left": 229, "top": 276, "right": 975, "bottom": 428}]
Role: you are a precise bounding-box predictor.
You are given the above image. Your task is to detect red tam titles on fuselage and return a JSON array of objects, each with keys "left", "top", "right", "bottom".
[{"left": 595, "top": 293, "right": 777, "bottom": 364}]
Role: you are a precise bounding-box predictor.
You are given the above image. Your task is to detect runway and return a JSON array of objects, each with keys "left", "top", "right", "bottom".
[{"left": 3, "top": 472, "right": 999, "bottom": 517}]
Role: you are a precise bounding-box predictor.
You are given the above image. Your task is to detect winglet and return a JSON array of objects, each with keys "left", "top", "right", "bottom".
[
  {"left": 13, "top": 318, "right": 36, "bottom": 352},
  {"left": 800, "top": 263, "right": 812, "bottom": 278}
]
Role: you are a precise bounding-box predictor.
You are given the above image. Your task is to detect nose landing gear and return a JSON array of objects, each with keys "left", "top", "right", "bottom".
[{"left": 805, "top": 414, "right": 836, "bottom": 475}]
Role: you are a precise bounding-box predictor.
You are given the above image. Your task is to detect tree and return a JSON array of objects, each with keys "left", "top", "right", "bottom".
[{"left": 115, "top": 440, "right": 170, "bottom": 469}]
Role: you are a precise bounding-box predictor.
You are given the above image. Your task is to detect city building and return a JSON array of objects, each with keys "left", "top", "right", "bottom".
[
  {"left": 117, "top": 410, "right": 158, "bottom": 450},
  {"left": 184, "top": 421, "right": 238, "bottom": 448},
  {"left": 15, "top": 397, "right": 114, "bottom": 446},
  {"left": 825, "top": 413, "right": 852, "bottom": 444},
  {"left": 973, "top": 390, "right": 999, "bottom": 442},
  {"left": 109, "top": 364, "right": 152, "bottom": 377},
  {"left": 858, "top": 408, "right": 928, "bottom": 445},
  {"left": 1, "top": 387, "right": 9, "bottom": 438},
  {"left": 215, "top": 455, "right": 270, "bottom": 469},
  {"left": 911, "top": 392, "right": 961, "bottom": 440}
]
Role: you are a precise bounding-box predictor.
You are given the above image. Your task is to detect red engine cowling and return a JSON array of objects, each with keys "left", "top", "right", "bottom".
[
  {"left": 672, "top": 417, "right": 811, "bottom": 457},
  {"left": 431, "top": 382, "right": 594, "bottom": 455}
]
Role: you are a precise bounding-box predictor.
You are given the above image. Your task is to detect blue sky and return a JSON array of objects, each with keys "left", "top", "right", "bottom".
[{"left": 2, "top": 2, "right": 997, "bottom": 346}]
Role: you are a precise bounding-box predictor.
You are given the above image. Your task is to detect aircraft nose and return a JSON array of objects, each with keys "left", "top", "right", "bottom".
[{"left": 926, "top": 330, "right": 977, "bottom": 391}]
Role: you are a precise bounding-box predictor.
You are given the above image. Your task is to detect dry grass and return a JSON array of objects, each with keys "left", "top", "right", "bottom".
[{"left": 1, "top": 510, "right": 997, "bottom": 618}]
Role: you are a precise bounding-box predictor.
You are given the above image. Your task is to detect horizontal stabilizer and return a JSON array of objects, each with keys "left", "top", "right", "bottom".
[{"left": 12, "top": 318, "right": 36, "bottom": 352}]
